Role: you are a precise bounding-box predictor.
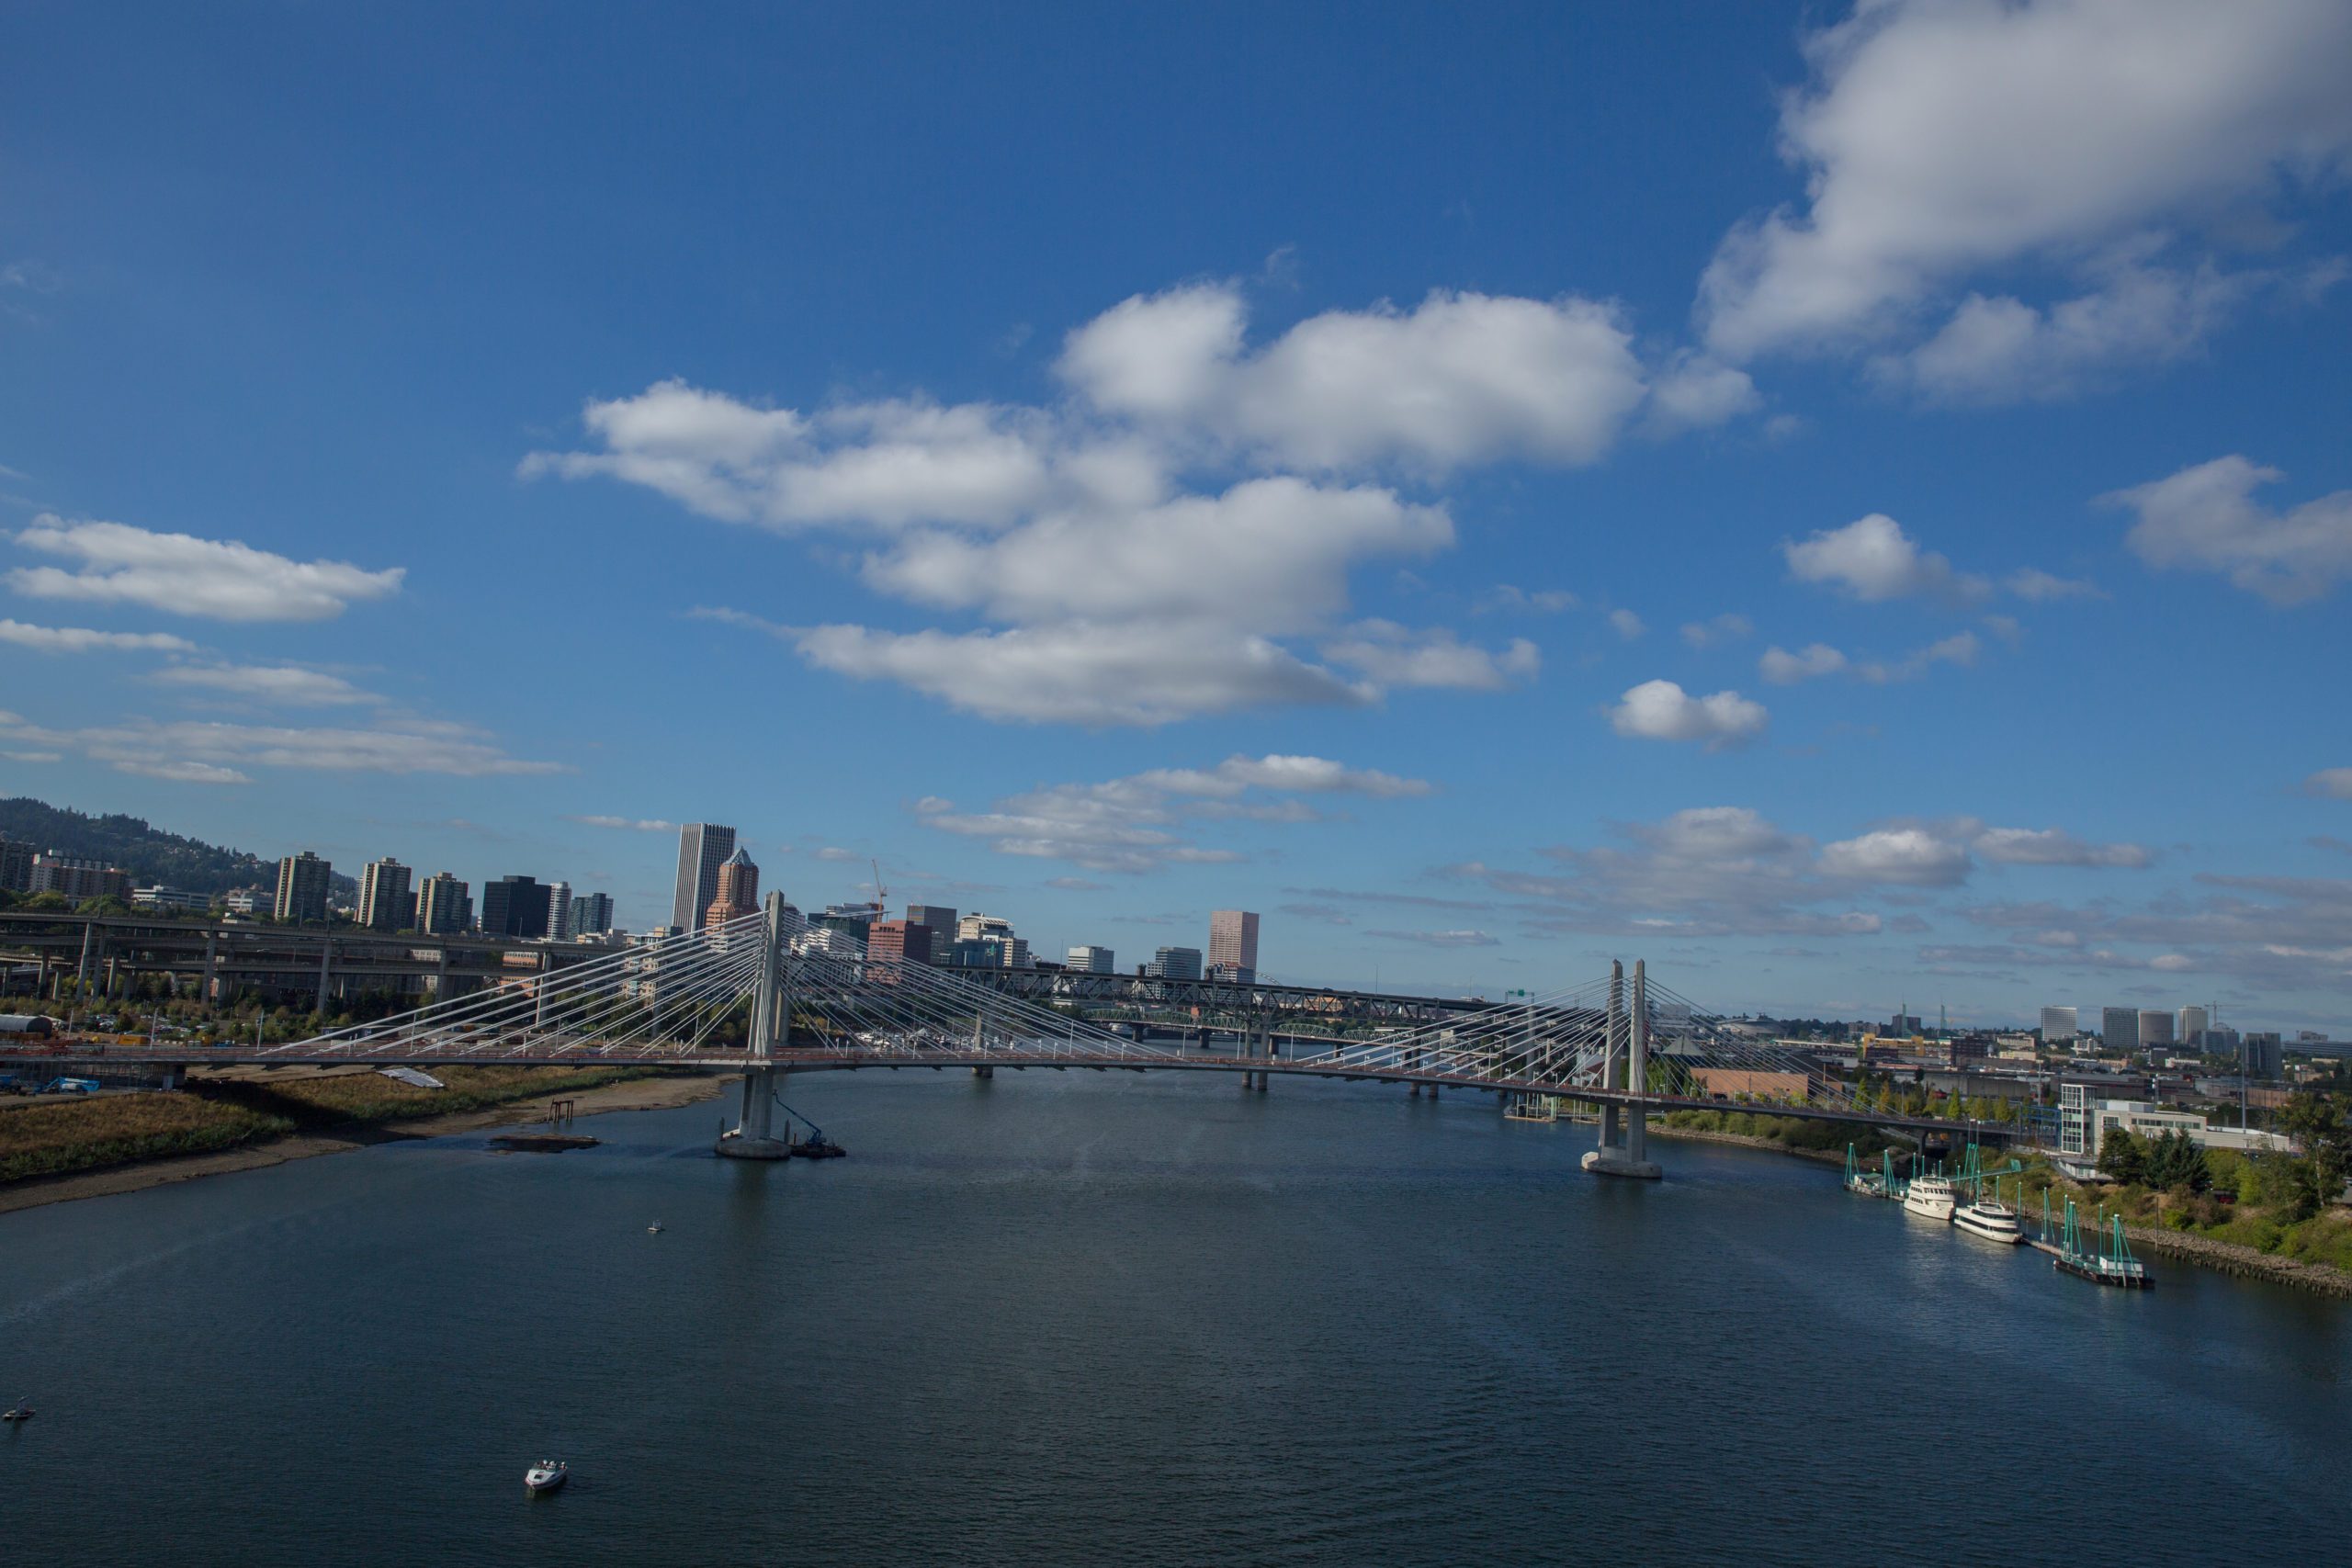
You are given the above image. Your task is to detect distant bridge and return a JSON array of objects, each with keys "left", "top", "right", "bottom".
[{"left": 5, "top": 897, "right": 1989, "bottom": 1174}]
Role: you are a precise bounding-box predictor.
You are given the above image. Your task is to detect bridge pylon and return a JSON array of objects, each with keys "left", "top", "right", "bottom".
[
  {"left": 718, "top": 892, "right": 794, "bottom": 1160},
  {"left": 1582, "top": 959, "right": 1661, "bottom": 1179}
]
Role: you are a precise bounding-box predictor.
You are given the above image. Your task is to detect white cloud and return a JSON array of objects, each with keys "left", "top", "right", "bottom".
[
  {"left": 1679, "top": 612, "right": 1753, "bottom": 649},
  {"left": 1758, "top": 643, "right": 1849, "bottom": 684},
  {"left": 4, "top": 750, "right": 62, "bottom": 763},
  {"left": 1482, "top": 585, "right": 1578, "bottom": 615},
  {"left": 2109, "top": 455, "right": 2352, "bottom": 605},
  {"left": 919, "top": 752, "right": 1429, "bottom": 873},
  {"left": 1608, "top": 680, "right": 1768, "bottom": 749},
  {"left": 1646, "top": 353, "right": 1762, "bottom": 432},
  {"left": 0, "top": 708, "right": 560, "bottom": 780},
  {"left": 2306, "top": 768, "right": 2352, "bottom": 801},
  {"left": 10, "top": 516, "right": 404, "bottom": 622},
  {"left": 1857, "top": 630, "right": 1980, "bottom": 683},
  {"left": 1699, "top": 0, "right": 2352, "bottom": 375},
  {"left": 2006, "top": 568, "right": 2103, "bottom": 601},
  {"left": 150, "top": 664, "right": 376, "bottom": 706},
  {"left": 1783, "top": 513, "right": 1988, "bottom": 603},
  {"left": 1607, "top": 608, "right": 1645, "bottom": 640},
  {"left": 570, "top": 815, "right": 679, "bottom": 832},
  {"left": 0, "top": 619, "right": 198, "bottom": 654},
  {"left": 1368, "top": 929, "right": 1499, "bottom": 948},
  {"left": 1058, "top": 284, "right": 1651, "bottom": 471},
  {"left": 1819, "top": 828, "right": 1973, "bottom": 886},
  {"left": 1318, "top": 621, "right": 1539, "bottom": 691},
  {"left": 1973, "top": 826, "right": 2154, "bottom": 868}
]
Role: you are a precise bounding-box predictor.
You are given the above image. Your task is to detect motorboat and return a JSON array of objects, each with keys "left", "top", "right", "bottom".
[
  {"left": 646, "top": 1223, "right": 664, "bottom": 1234},
  {"left": 1902, "top": 1172, "right": 1957, "bottom": 1223},
  {"left": 1952, "top": 1198, "right": 2024, "bottom": 1243},
  {"left": 1, "top": 1401, "right": 31, "bottom": 1423},
  {"left": 790, "top": 1135, "right": 845, "bottom": 1159},
  {"left": 525, "top": 1461, "right": 568, "bottom": 1494}
]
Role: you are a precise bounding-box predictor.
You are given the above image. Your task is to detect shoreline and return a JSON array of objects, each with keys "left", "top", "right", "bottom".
[
  {"left": 0, "top": 1071, "right": 737, "bottom": 1218},
  {"left": 1650, "top": 1120, "right": 2352, "bottom": 1301}
]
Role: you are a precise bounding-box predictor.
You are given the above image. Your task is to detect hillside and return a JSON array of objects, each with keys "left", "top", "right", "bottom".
[{"left": 0, "top": 797, "right": 358, "bottom": 898}]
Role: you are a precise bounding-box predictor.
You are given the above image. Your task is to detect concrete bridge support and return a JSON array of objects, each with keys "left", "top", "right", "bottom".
[
  {"left": 718, "top": 893, "right": 794, "bottom": 1160},
  {"left": 1583, "top": 959, "right": 1661, "bottom": 1180}
]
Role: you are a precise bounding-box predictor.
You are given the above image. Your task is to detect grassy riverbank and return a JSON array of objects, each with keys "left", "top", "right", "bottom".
[{"left": 0, "top": 1064, "right": 682, "bottom": 1186}]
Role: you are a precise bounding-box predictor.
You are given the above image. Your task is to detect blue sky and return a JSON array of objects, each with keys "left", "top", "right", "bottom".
[{"left": 5, "top": 1, "right": 2350, "bottom": 1030}]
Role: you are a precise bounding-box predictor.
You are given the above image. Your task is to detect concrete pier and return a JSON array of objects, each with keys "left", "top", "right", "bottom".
[
  {"left": 717, "top": 893, "right": 793, "bottom": 1159},
  {"left": 1583, "top": 959, "right": 1661, "bottom": 1179}
]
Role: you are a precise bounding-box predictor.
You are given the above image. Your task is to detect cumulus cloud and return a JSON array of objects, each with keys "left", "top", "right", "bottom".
[
  {"left": 9, "top": 516, "right": 403, "bottom": 621},
  {"left": 1857, "top": 631, "right": 1980, "bottom": 683},
  {"left": 1973, "top": 826, "right": 2154, "bottom": 868},
  {"left": 2006, "top": 568, "right": 2103, "bottom": 601},
  {"left": 1608, "top": 680, "right": 1768, "bottom": 749},
  {"left": 1698, "top": 0, "right": 2352, "bottom": 390},
  {"left": 917, "top": 752, "right": 1429, "bottom": 873},
  {"left": 2109, "top": 455, "right": 2352, "bottom": 605},
  {"left": 0, "top": 619, "right": 198, "bottom": 654},
  {"left": 2306, "top": 769, "right": 2352, "bottom": 801},
  {"left": 1783, "top": 513, "right": 1988, "bottom": 603},
  {"left": 1819, "top": 829, "right": 1974, "bottom": 886},
  {"left": 1679, "top": 612, "right": 1753, "bottom": 649},
  {"left": 1606, "top": 608, "right": 1645, "bottom": 640},
  {"left": 1482, "top": 585, "right": 1578, "bottom": 615},
  {"left": 1318, "top": 621, "right": 1539, "bottom": 691},
  {"left": 0, "top": 708, "right": 559, "bottom": 781},
  {"left": 1956, "top": 871, "right": 2352, "bottom": 992},
  {"left": 150, "top": 664, "right": 377, "bottom": 706},
  {"left": 1758, "top": 643, "right": 1849, "bottom": 684}
]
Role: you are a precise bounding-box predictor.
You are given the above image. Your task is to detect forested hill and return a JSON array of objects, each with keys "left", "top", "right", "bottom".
[{"left": 0, "top": 797, "right": 358, "bottom": 898}]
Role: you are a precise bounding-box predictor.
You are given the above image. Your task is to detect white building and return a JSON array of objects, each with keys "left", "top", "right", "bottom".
[
  {"left": 1066, "top": 944, "right": 1114, "bottom": 974},
  {"left": 2138, "top": 1010, "right": 2176, "bottom": 1047},
  {"left": 2177, "top": 1005, "right": 2210, "bottom": 1046},
  {"left": 545, "top": 880, "right": 573, "bottom": 941},
  {"left": 2040, "top": 1005, "right": 2076, "bottom": 1048}
]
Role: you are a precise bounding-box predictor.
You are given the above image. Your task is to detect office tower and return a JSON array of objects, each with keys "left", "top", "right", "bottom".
[
  {"left": 2138, "top": 1010, "right": 2176, "bottom": 1048},
  {"left": 956, "top": 912, "right": 1013, "bottom": 943},
  {"left": 2177, "top": 1005, "right": 2209, "bottom": 1047},
  {"left": 356, "top": 858, "right": 413, "bottom": 933},
  {"left": 907, "top": 905, "right": 958, "bottom": 953},
  {"left": 1148, "top": 946, "right": 1204, "bottom": 980},
  {"left": 0, "top": 836, "right": 32, "bottom": 893},
  {"left": 2101, "top": 1007, "right": 2139, "bottom": 1053},
  {"left": 544, "top": 880, "right": 573, "bottom": 940},
  {"left": 2040, "top": 1005, "right": 2076, "bottom": 1049},
  {"left": 2242, "top": 1032, "right": 2283, "bottom": 1080},
  {"left": 569, "top": 892, "right": 614, "bottom": 936},
  {"left": 1209, "top": 909, "right": 1260, "bottom": 980},
  {"left": 867, "top": 919, "right": 933, "bottom": 976},
  {"left": 481, "top": 874, "right": 553, "bottom": 940},
  {"left": 1067, "top": 944, "right": 1114, "bottom": 974},
  {"left": 274, "top": 851, "right": 332, "bottom": 924},
  {"left": 413, "top": 872, "right": 470, "bottom": 935},
  {"left": 706, "top": 848, "right": 759, "bottom": 927},
  {"left": 672, "top": 823, "right": 738, "bottom": 932}
]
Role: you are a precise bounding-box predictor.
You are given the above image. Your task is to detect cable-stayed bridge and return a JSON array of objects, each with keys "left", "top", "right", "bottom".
[{"left": 8, "top": 895, "right": 1977, "bottom": 1176}]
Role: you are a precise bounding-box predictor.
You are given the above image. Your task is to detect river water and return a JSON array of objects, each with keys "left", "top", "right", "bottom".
[{"left": 4, "top": 1070, "right": 2346, "bottom": 1566}]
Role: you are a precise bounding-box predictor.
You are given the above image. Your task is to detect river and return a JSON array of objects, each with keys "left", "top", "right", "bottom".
[{"left": 4, "top": 1070, "right": 2346, "bottom": 1565}]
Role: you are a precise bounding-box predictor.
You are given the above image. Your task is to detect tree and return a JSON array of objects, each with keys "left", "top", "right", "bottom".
[
  {"left": 2097, "top": 1126, "right": 2147, "bottom": 1185},
  {"left": 2276, "top": 1092, "right": 2349, "bottom": 1213},
  {"left": 2145, "top": 1129, "right": 2210, "bottom": 1194}
]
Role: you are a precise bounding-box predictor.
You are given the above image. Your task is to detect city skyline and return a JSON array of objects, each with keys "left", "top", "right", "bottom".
[{"left": 3, "top": 3, "right": 2349, "bottom": 1029}]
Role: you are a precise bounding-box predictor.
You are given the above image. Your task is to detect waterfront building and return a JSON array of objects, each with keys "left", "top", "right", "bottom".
[
  {"left": 30, "top": 854, "right": 133, "bottom": 904},
  {"left": 413, "top": 872, "right": 470, "bottom": 935},
  {"left": 2101, "top": 1007, "right": 2140, "bottom": 1053},
  {"left": 273, "top": 851, "right": 332, "bottom": 924},
  {"left": 671, "top": 823, "right": 738, "bottom": 932},
  {"left": 705, "top": 848, "right": 759, "bottom": 928},
  {"left": 1067, "top": 944, "right": 1114, "bottom": 974},
  {"left": 2138, "top": 1009, "right": 2176, "bottom": 1048},
  {"left": 1209, "top": 909, "right": 1260, "bottom": 982},
  {"left": 2040, "top": 1005, "right": 2076, "bottom": 1048},
  {"left": 481, "top": 874, "right": 553, "bottom": 940},
  {"left": 357, "top": 857, "right": 413, "bottom": 933},
  {"left": 1148, "top": 946, "right": 1204, "bottom": 981},
  {"left": 569, "top": 892, "right": 614, "bottom": 936},
  {"left": 2177, "top": 1005, "right": 2210, "bottom": 1047},
  {"left": 130, "top": 886, "right": 211, "bottom": 913}
]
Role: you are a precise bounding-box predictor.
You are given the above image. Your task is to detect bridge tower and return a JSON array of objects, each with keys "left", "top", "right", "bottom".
[
  {"left": 1582, "top": 959, "right": 1661, "bottom": 1179},
  {"left": 718, "top": 891, "right": 794, "bottom": 1159}
]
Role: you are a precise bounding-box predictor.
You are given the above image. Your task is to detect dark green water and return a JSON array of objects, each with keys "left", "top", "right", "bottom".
[{"left": 4, "top": 1071, "right": 2347, "bottom": 1566}]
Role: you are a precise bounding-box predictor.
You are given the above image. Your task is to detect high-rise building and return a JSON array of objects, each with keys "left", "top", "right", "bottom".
[
  {"left": 1148, "top": 946, "right": 1204, "bottom": 981},
  {"left": 706, "top": 848, "right": 759, "bottom": 928},
  {"left": 274, "top": 851, "right": 332, "bottom": 924},
  {"left": 2101, "top": 1007, "right": 2140, "bottom": 1054},
  {"left": 1067, "top": 944, "right": 1114, "bottom": 974},
  {"left": 866, "top": 919, "right": 933, "bottom": 976},
  {"left": 672, "top": 824, "right": 738, "bottom": 932},
  {"left": 356, "top": 857, "right": 413, "bottom": 933},
  {"left": 413, "top": 872, "right": 470, "bottom": 935},
  {"left": 29, "top": 855, "right": 132, "bottom": 903},
  {"left": 569, "top": 892, "right": 614, "bottom": 936},
  {"left": 2242, "top": 1032, "right": 2283, "bottom": 1080},
  {"left": 0, "top": 836, "right": 33, "bottom": 893},
  {"left": 2138, "top": 1010, "right": 2176, "bottom": 1048},
  {"left": 956, "top": 912, "right": 1014, "bottom": 943},
  {"left": 907, "top": 905, "right": 958, "bottom": 955},
  {"left": 481, "top": 874, "right": 553, "bottom": 940},
  {"left": 1208, "top": 909, "right": 1260, "bottom": 980},
  {"left": 539, "top": 880, "right": 571, "bottom": 940},
  {"left": 2177, "top": 1005, "right": 2210, "bottom": 1048},
  {"left": 2040, "top": 1005, "right": 2077, "bottom": 1049}
]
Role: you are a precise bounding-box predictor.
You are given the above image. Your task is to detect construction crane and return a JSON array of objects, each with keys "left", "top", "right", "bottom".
[{"left": 870, "top": 858, "right": 888, "bottom": 914}]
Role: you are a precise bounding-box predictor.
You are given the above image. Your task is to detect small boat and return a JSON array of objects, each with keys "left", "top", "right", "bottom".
[
  {"left": 525, "top": 1460, "right": 568, "bottom": 1494},
  {"left": 647, "top": 1223, "right": 665, "bottom": 1234},
  {"left": 789, "top": 1135, "right": 845, "bottom": 1159},
  {"left": 1902, "top": 1172, "right": 1957, "bottom": 1222},
  {"left": 1, "top": 1401, "right": 31, "bottom": 1424},
  {"left": 1952, "top": 1198, "right": 2024, "bottom": 1244}
]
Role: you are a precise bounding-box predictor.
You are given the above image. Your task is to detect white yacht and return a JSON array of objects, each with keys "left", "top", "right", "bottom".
[
  {"left": 1902, "top": 1172, "right": 1956, "bottom": 1222},
  {"left": 525, "top": 1461, "right": 568, "bottom": 1495},
  {"left": 1952, "top": 1197, "right": 2024, "bottom": 1244}
]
